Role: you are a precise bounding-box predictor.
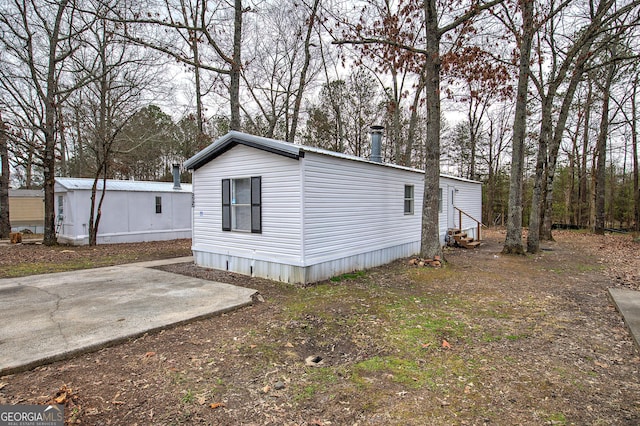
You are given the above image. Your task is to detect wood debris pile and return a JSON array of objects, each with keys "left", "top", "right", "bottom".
[{"left": 407, "top": 255, "right": 442, "bottom": 268}]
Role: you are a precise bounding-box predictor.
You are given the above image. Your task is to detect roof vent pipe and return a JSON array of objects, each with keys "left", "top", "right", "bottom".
[
  {"left": 172, "top": 164, "right": 182, "bottom": 190},
  {"left": 370, "top": 125, "right": 384, "bottom": 163}
]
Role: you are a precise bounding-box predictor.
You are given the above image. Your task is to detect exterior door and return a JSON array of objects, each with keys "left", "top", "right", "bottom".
[{"left": 447, "top": 185, "right": 456, "bottom": 229}]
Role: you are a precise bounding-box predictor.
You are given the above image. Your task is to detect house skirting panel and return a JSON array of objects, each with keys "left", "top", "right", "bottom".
[
  {"left": 57, "top": 228, "right": 192, "bottom": 246},
  {"left": 193, "top": 241, "right": 420, "bottom": 284}
]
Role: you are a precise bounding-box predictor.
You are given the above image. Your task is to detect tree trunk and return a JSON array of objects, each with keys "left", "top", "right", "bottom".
[
  {"left": 419, "top": 0, "right": 442, "bottom": 260},
  {"left": 485, "top": 119, "right": 496, "bottom": 225},
  {"left": 595, "top": 63, "right": 615, "bottom": 234},
  {"left": 389, "top": 68, "right": 402, "bottom": 164},
  {"left": 43, "top": 132, "right": 57, "bottom": 246},
  {"left": 229, "top": 0, "right": 242, "bottom": 131},
  {"left": 539, "top": 49, "right": 591, "bottom": 241},
  {"left": 404, "top": 68, "right": 427, "bottom": 167},
  {"left": 288, "top": 0, "right": 320, "bottom": 143},
  {"left": 503, "top": 0, "right": 534, "bottom": 255},
  {"left": 43, "top": 0, "right": 69, "bottom": 246},
  {"left": 632, "top": 77, "right": 639, "bottom": 232},
  {"left": 526, "top": 96, "right": 551, "bottom": 253},
  {"left": 0, "top": 113, "right": 10, "bottom": 238},
  {"left": 57, "top": 94, "right": 67, "bottom": 176},
  {"left": 579, "top": 81, "right": 592, "bottom": 227},
  {"left": 189, "top": 18, "right": 204, "bottom": 137}
]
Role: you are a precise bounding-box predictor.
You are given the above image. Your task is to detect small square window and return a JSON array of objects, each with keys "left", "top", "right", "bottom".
[
  {"left": 155, "top": 196, "right": 162, "bottom": 214},
  {"left": 404, "top": 185, "right": 414, "bottom": 215}
]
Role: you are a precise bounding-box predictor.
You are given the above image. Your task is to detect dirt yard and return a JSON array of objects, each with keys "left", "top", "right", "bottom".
[{"left": 0, "top": 229, "right": 639, "bottom": 425}]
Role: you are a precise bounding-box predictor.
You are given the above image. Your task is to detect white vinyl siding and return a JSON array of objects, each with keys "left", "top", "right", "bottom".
[
  {"left": 301, "top": 153, "right": 423, "bottom": 264},
  {"left": 186, "top": 133, "right": 483, "bottom": 283},
  {"left": 192, "top": 145, "right": 302, "bottom": 264},
  {"left": 54, "top": 180, "right": 192, "bottom": 245},
  {"left": 439, "top": 176, "right": 482, "bottom": 241}
]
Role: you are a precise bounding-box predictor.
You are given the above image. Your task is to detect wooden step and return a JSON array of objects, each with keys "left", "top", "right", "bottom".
[{"left": 447, "top": 228, "right": 481, "bottom": 249}]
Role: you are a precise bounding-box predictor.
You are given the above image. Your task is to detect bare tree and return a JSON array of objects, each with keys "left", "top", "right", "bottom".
[
  {"left": 335, "top": 0, "right": 504, "bottom": 259},
  {"left": 481, "top": 103, "right": 513, "bottom": 225},
  {"left": 72, "top": 1, "right": 166, "bottom": 245},
  {"left": 120, "top": 0, "right": 245, "bottom": 131},
  {"left": 241, "top": 0, "right": 322, "bottom": 141},
  {"left": 524, "top": 0, "right": 640, "bottom": 252},
  {"left": 594, "top": 45, "right": 621, "bottom": 234},
  {"left": 633, "top": 76, "right": 639, "bottom": 232},
  {"left": 0, "top": 0, "right": 91, "bottom": 245},
  {"left": 612, "top": 71, "right": 640, "bottom": 232},
  {"left": 501, "top": 0, "right": 534, "bottom": 255},
  {"left": 0, "top": 111, "right": 10, "bottom": 238}
]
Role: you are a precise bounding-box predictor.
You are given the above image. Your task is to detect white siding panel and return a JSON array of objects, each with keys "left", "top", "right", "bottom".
[
  {"left": 190, "top": 142, "right": 482, "bottom": 283},
  {"left": 55, "top": 188, "right": 192, "bottom": 245},
  {"left": 302, "top": 153, "right": 423, "bottom": 264},
  {"left": 195, "top": 241, "right": 419, "bottom": 284},
  {"left": 438, "top": 187, "right": 449, "bottom": 245},
  {"left": 192, "top": 145, "right": 302, "bottom": 266},
  {"left": 455, "top": 179, "right": 483, "bottom": 240},
  {"left": 442, "top": 176, "right": 483, "bottom": 240}
]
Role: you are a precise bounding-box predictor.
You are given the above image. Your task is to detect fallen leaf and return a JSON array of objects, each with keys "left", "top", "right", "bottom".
[
  {"left": 143, "top": 351, "right": 156, "bottom": 358},
  {"left": 421, "top": 343, "right": 431, "bottom": 349},
  {"left": 594, "top": 361, "right": 609, "bottom": 369},
  {"left": 53, "top": 385, "right": 72, "bottom": 404},
  {"left": 262, "top": 385, "right": 271, "bottom": 393},
  {"left": 284, "top": 342, "right": 294, "bottom": 348},
  {"left": 442, "top": 339, "right": 451, "bottom": 349},
  {"left": 210, "top": 402, "right": 225, "bottom": 410}
]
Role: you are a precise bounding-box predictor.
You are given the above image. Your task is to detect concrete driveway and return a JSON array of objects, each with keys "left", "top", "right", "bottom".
[{"left": 0, "top": 257, "right": 257, "bottom": 375}]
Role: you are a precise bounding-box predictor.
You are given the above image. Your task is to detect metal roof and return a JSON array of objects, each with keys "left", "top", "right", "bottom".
[
  {"left": 9, "top": 189, "right": 43, "bottom": 197},
  {"left": 55, "top": 177, "right": 193, "bottom": 193},
  {"left": 183, "top": 130, "right": 480, "bottom": 185}
]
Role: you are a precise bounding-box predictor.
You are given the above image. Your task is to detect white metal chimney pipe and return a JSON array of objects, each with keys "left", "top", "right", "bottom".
[{"left": 370, "top": 125, "right": 384, "bottom": 163}]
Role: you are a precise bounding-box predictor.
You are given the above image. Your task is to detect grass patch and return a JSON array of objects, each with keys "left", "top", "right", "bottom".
[
  {"left": 0, "top": 260, "right": 100, "bottom": 278},
  {"left": 351, "top": 353, "right": 474, "bottom": 391},
  {"left": 180, "top": 389, "right": 195, "bottom": 404},
  {"left": 575, "top": 263, "right": 604, "bottom": 273},
  {"left": 546, "top": 412, "right": 567, "bottom": 424},
  {"left": 330, "top": 270, "right": 366, "bottom": 282},
  {"left": 294, "top": 367, "right": 338, "bottom": 402},
  {"left": 408, "top": 265, "right": 457, "bottom": 282}
]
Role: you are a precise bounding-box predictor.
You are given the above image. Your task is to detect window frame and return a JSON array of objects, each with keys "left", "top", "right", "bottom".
[
  {"left": 404, "top": 184, "right": 414, "bottom": 215},
  {"left": 222, "top": 177, "right": 262, "bottom": 233},
  {"left": 231, "top": 178, "right": 251, "bottom": 231},
  {"left": 155, "top": 196, "right": 162, "bottom": 214},
  {"left": 57, "top": 195, "right": 64, "bottom": 217}
]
